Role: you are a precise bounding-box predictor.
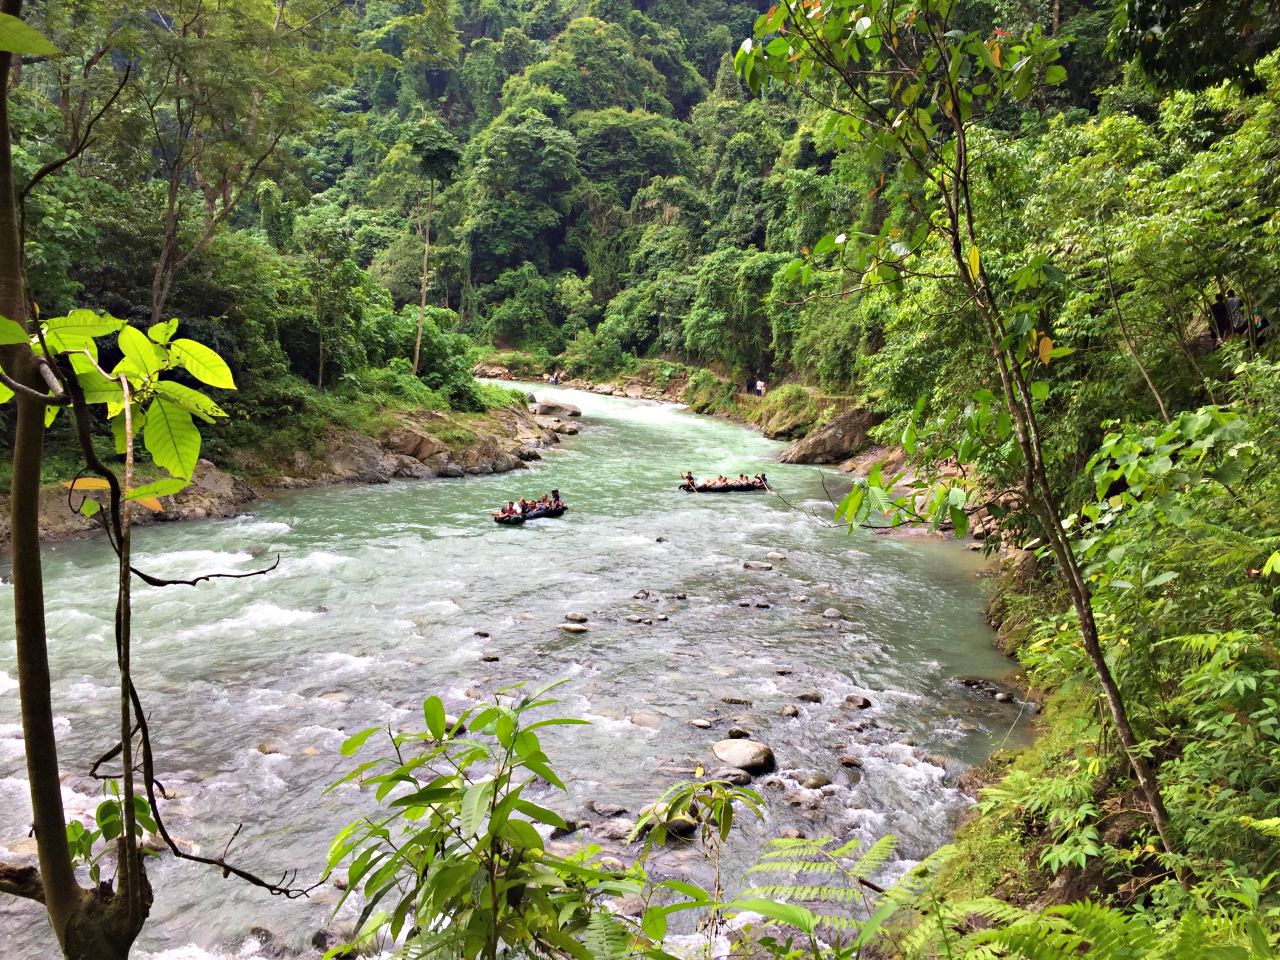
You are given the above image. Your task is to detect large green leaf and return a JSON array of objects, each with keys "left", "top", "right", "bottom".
[
  {"left": 171, "top": 338, "right": 236, "bottom": 389},
  {"left": 143, "top": 397, "right": 201, "bottom": 480},
  {"left": 154, "top": 380, "right": 227, "bottom": 423},
  {"left": 77, "top": 369, "right": 123, "bottom": 405},
  {"left": 47, "top": 309, "right": 123, "bottom": 340},
  {"left": 126, "top": 477, "right": 190, "bottom": 501},
  {"left": 0, "top": 315, "right": 27, "bottom": 344},
  {"left": 148, "top": 318, "right": 179, "bottom": 344},
  {"left": 423, "top": 697, "right": 446, "bottom": 740},
  {"left": 459, "top": 781, "right": 493, "bottom": 838},
  {"left": 119, "top": 325, "right": 165, "bottom": 379},
  {"left": 0, "top": 380, "right": 12, "bottom": 404},
  {"left": 0, "top": 13, "right": 58, "bottom": 56}
]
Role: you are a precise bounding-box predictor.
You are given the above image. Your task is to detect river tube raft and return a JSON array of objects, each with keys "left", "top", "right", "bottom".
[
  {"left": 494, "top": 505, "right": 568, "bottom": 525},
  {"left": 679, "top": 480, "right": 767, "bottom": 493}
]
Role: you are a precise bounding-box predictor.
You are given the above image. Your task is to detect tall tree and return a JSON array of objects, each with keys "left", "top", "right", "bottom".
[
  {"left": 126, "top": 0, "right": 352, "bottom": 323},
  {"left": 739, "top": 0, "right": 1180, "bottom": 859}
]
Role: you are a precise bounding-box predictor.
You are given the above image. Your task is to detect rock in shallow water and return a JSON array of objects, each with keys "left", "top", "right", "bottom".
[
  {"left": 711, "top": 739, "right": 776, "bottom": 773},
  {"left": 590, "top": 800, "right": 628, "bottom": 817},
  {"left": 564, "top": 612, "right": 589, "bottom": 623},
  {"left": 592, "top": 818, "right": 636, "bottom": 842},
  {"left": 743, "top": 560, "right": 774, "bottom": 571},
  {"left": 558, "top": 623, "right": 588, "bottom": 633},
  {"left": 822, "top": 607, "right": 843, "bottom": 619},
  {"left": 711, "top": 767, "right": 752, "bottom": 785}
]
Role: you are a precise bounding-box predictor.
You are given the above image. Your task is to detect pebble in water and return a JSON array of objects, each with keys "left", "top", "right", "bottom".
[{"left": 743, "top": 560, "right": 774, "bottom": 571}]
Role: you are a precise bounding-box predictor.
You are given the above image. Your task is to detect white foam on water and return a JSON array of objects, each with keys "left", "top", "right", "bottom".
[
  {"left": 286, "top": 549, "right": 347, "bottom": 574},
  {"left": 228, "top": 519, "right": 293, "bottom": 536},
  {"left": 180, "top": 603, "right": 319, "bottom": 639},
  {"left": 0, "top": 671, "right": 15, "bottom": 695},
  {"left": 145, "top": 550, "right": 253, "bottom": 572},
  {"left": 318, "top": 651, "right": 373, "bottom": 672}
]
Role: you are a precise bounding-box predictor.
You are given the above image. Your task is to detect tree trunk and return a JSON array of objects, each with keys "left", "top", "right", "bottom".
[
  {"left": 0, "top": 8, "right": 152, "bottom": 953},
  {"left": 0, "top": 9, "right": 81, "bottom": 946},
  {"left": 1104, "top": 241, "right": 1169, "bottom": 421},
  {"left": 150, "top": 160, "right": 184, "bottom": 325},
  {"left": 412, "top": 181, "right": 434, "bottom": 376}
]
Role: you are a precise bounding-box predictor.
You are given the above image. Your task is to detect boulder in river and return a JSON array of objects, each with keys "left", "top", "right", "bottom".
[
  {"left": 781, "top": 704, "right": 800, "bottom": 718},
  {"left": 590, "top": 800, "right": 628, "bottom": 817},
  {"left": 689, "top": 718, "right": 712, "bottom": 729},
  {"left": 802, "top": 774, "right": 832, "bottom": 789},
  {"left": 797, "top": 691, "right": 823, "bottom": 703},
  {"left": 711, "top": 767, "right": 752, "bottom": 785},
  {"left": 530, "top": 400, "right": 582, "bottom": 418},
  {"left": 765, "top": 551, "right": 787, "bottom": 561},
  {"left": 778, "top": 408, "right": 878, "bottom": 464},
  {"left": 822, "top": 608, "right": 843, "bottom": 619},
  {"left": 728, "top": 726, "right": 750, "bottom": 739},
  {"left": 711, "top": 739, "right": 776, "bottom": 774},
  {"left": 843, "top": 694, "right": 872, "bottom": 710},
  {"left": 558, "top": 623, "right": 588, "bottom": 634},
  {"left": 743, "top": 560, "right": 774, "bottom": 571},
  {"left": 564, "top": 612, "right": 589, "bottom": 623}
]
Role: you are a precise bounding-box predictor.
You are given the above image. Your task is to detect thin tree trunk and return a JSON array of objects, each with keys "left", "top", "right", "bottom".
[
  {"left": 412, "top": 181, "right": 434, "bottom": 376},
  {"left": 1104, "top": 248, "right": 1169, "bottom": 421},
  {"left": 150, "top": 161, "right": 184, "bottom": 325},
  {"left": 0, "top": 8, "right": 81, "bottom": 945},
  {"left": 945, "top": 117, "right": 1178, "bottom": 859}
]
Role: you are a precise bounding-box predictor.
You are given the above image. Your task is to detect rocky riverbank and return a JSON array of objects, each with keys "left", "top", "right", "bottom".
[{"left": 0, "top": 401, "right": 579, "bottom": 550}]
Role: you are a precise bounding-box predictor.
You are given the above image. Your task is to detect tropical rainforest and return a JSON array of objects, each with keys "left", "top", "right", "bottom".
[{"left": 2, "top": 0, "right": 1280, "bottom": 958}]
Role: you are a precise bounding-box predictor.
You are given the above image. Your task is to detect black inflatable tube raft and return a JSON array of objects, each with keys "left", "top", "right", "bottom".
[
  {"left": 493, "top": 505, "right": 568, "bottom": 524},
  {"left": 679, "top": 482, "right": 767, "bottom": 493}
]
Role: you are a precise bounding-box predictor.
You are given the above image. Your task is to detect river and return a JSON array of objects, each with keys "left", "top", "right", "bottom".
[{"left": 0, "top": 386, "right": 1028, "bottom": 958}]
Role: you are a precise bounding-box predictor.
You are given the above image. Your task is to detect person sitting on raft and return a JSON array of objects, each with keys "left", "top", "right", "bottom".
[
  {"left": 519, "top": 498, "right": 532, "bottom": 514},
  {"left": 681, "top": 471, "right": 697, "bottom": 490},
  {"left": 550, "top": 489, "right": 564, "bottom": 508},
  {"left": 494, "top": 501, "right": 518, "bottom": 518},
  {"left": 754, "top": 473, "right": 768, "bottom": 488}
]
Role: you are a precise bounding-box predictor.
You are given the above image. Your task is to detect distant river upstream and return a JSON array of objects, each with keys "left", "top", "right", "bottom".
[{"left": 0, "top": 386, "right": 1028, "bottom": 958}]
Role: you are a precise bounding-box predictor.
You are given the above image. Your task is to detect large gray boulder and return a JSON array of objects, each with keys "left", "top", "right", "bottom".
[
  {"left": 779, "top": 408, "right": 878, "bottom": 464},
  {"left": 711, "top": 739, "right": 776, "bottom": 774},
  {"left": 530, "top": 400, "right": 582, "bottom": 418}
]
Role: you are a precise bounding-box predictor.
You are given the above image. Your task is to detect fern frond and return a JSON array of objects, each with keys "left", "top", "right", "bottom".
[
  {"left": 848, "top": 835, "right": 896, "bottom": 878},
  {"left": 1049, "top": 900, "right": 1157, "bottom": 957},
  {"left": 582, "top": 911, "right": 633, "bottom": 960}
]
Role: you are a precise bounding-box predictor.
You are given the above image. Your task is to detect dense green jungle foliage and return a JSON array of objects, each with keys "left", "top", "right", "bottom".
[{"left": 4, "top": 0, "right": 1280, "bottom": 957}]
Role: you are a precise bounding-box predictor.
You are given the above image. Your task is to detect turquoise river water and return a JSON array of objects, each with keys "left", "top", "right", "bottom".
[{"left": 0, "top": 385, "right": 1029, "bottom": 958}]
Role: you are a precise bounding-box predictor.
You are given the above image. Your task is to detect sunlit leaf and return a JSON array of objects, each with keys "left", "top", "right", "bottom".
[
  {"left": 171, "top": 338, "right": 236, "bottom": 389},
  {"left": 119, "top": 325, "right": 166, "bottom": 378},
  {"left": 0, "top": 12, "right": 58, "bottom": 56},
  {"left": 0, "top": 315, "right": 27, "bottom": 344},
  {"left": 143, "top": 396, "right": 201, "bottom": 480}
]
